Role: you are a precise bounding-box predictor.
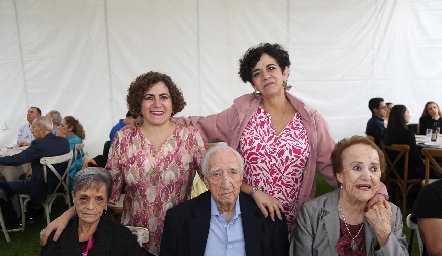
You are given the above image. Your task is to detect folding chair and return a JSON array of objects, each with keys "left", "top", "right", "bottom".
[
  {"left": 19, "top": 151, "right": 73, "bottom": 230},
  {"left": 421, "top": 148, "right": 442, "bottom": 186},
  {"left": 74, "top": 143, "right": 85, "bottom": 164},
  {"left": 0, "top": 207, "right": 11, "bottom": 242},
  {"left": 406, "top": 214, "right": 425, "bottom": 256},
  {"left": 383, "top": 144, "right": 423, "bottom": 217}
]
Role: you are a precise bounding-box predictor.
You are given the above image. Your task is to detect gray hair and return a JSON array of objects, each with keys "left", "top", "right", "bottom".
[
  {"left": 46, "top": 110, "right": 62, "bottom": 126},
  {"left": 73, "top": 167, "right": 113, "bottom": 199},
  {"left": 201, "top": 144, "right": 244, "bottom": 176},
  {"left": 34, "top": 116, "right": 53, "bottom": 132}
]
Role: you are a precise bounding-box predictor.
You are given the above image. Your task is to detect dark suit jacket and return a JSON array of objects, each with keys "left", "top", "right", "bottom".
[
  {"left": 160, "top": 191, "right": 289, "bottom": 256},
  {"left": 0, "top": 133, "right": 70, "bottom": 203}
]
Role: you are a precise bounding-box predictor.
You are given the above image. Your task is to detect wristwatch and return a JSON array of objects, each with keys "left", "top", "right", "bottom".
[{"left": 249, "top": 186, "right": 261, "bottom": 196}]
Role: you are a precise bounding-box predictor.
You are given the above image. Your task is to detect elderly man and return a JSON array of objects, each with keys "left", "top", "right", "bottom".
[
  {"left": 411, "top": 179, "right": 442, "bottom": 255},
  {"left": 17, "top": 106, "right": 42, "bottom": 147},
  {"left": 160, "top": 145, "right": 289, "bottom": 256},
  {"left": 46, "top": 110, "right": 63, "bottom": 135},
  {"left": 366, "top": 98, "right": 387, "bottom": 147},
  {"left": 0, "top": 116, "right": 70, "bottom": 231}
]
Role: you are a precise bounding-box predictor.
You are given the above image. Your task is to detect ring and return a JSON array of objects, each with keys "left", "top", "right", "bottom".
[{"left": 40, "top": 228, "right": 46, "bottom": 234}]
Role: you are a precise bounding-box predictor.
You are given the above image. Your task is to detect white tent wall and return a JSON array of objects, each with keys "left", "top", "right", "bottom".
[{"left": 1, "top": 0, "right": 442, "bottom": 157}]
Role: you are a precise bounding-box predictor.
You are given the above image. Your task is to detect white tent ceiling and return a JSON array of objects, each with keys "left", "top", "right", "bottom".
[{"left": 1, "top": 0, "right": 442, "bottom": 156}]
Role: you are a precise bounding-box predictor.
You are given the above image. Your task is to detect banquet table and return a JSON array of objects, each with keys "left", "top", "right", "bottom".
[
  {"left": 0, "top": 146, "right": 32, "bottom": 218},
  {"left": 415, "top": 135, "right": 442, "bottom": 149}
]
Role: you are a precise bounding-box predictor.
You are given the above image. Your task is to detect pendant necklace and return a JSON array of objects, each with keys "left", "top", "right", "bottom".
[{"left": 339, "top": 204, "right": 364, "bottom": 251}]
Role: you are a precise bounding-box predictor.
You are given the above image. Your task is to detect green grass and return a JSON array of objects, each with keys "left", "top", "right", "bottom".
[
  {"left": 315, "top": 172, "right": 419, "bottom": 256},
  {"left": 0, "top": 174, "right": 420, "bottom": 255}
]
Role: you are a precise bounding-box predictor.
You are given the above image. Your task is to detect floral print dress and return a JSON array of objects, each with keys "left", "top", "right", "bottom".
[
  {"left": 106, "top": 124, "right": 207, "bottom": 255},
  {"left": 240, "top": 109, "right": 310, "bottom": 232}
]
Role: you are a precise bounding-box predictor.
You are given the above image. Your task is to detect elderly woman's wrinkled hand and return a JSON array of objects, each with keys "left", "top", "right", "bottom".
[
  {"left": 252, "top": 190, "right": 284, "bottom": 221},
  {"left": 365, "top": 203, "right": 392, "bottom": 247},
  {"left": 366, "top": 193, "right": 388, "bottom": 210}
]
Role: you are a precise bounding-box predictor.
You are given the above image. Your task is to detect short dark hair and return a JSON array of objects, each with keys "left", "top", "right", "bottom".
[
  {"left": 31, "top": 107, "right": 42, "bottom": 116},
  {"left": 126, "top": 71, "right": 186, "bottom": 117},
  {"left": 238, "top": 43, "right": 291, "bottom": 85},
  {"left": 368, "top": 98, "right": 384, "bottom": 113}
]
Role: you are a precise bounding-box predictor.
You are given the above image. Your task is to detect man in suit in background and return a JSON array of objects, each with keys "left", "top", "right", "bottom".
[
  {"left": 0, "top": 116, "right": 70, "bottom": 231},
  {"left": 366, "top": 97, "right": 387, "bottom": 147},
  {"left": 160, "top": 144, "right": 288, "bottom": 256},
  {"left": 17, "top": 106, "right": 41, "bottom": 147}
]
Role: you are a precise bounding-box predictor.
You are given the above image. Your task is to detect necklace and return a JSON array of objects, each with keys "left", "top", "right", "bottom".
[{"left": 339, "top": 204, "right": 364, "bottom": 251}]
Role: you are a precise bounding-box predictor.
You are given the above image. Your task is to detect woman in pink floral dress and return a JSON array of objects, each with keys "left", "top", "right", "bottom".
[
  {"left": 41, "top": 72, "right": 207, "bottom": 256},
  {"left": 174, "top": 43, "right": 388, "bottom": 234}
]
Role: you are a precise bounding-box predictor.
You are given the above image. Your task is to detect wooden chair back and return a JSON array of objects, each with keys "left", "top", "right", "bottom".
[
  {"left": 383, "top": 144, "right": 422, "bottom": 217},
  {"left": 420, "top": 148, "right": 442, "bottom": 186}
]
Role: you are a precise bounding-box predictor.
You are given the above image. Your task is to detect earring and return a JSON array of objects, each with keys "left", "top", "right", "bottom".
[
  {"left": 73, "top": 205, "right": 76, "bottom": 210},
  {"left": 103, "top": 209, "right": 107, "bottom": 215},
  {"left": 253, "top": 90, "right": 261, "bottom": 99},
  {"left": 283, "top": 81, "right": 292, "bottom": 91},
  {"left": 340, "top": 184, "right": 342, "bottom": 189}
]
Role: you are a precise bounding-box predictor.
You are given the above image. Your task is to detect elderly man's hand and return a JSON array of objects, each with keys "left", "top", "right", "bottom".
[
  {"left": 252, "top": 190, "right": 284, "bottom": 221},
  {"left": 365, "top": 203, "right": 392, "bottom": 247},
  {"left": 18, "top": 142, "right": 30, "bottom": 147}
]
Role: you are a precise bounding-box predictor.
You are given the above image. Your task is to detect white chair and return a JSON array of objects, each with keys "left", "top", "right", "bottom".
[
  {"left": 19, "top": 151, "right": 73, "bottom": 230},
  {"left": 126, "top": 226, "right": 149, "bottom": 246},
  {"left": 0, "top": 207, "right": 11, "bottom": 242},
  {"left": 73, "top": 143, "right": 85, "bottom": 164},
  {"left": 406, "top": 214, "right": 424, "bottom": 256}
]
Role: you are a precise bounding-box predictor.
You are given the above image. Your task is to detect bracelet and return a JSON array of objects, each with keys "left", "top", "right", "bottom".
[{"left": 249, "top": 187, "right": 261, "bottom": 196}]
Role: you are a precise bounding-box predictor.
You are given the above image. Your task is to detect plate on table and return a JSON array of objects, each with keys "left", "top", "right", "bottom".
[{"left": 423, "top": 142, "right": 442, "bottom": 148}]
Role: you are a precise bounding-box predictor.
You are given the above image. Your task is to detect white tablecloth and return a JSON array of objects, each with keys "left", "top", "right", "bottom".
[{"left": 0, "top": 146, "right": 32, "bottom": 218}]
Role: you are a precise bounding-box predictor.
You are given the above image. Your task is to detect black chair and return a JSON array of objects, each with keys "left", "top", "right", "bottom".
[
  {"left": 103, "top": 141, "right": 111, "bottom": 160},
  {"left": 408, "top": 123, "right": 418, "bottom": 134}
]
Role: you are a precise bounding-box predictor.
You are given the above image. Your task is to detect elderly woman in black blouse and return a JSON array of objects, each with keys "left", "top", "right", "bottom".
[{"left": 40, "top": 167, "right": 146, "bottom": 256}]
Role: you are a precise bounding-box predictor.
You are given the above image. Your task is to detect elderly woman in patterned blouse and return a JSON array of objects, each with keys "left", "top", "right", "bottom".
[{"left": 41, "top": 72, "right": 207, "bottom": 256}]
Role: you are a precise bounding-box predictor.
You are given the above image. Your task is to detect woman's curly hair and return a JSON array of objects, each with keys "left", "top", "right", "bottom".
[
  {"left": 238, "top": 43, "right": 291, "bottom": 85},
  {"left": 63, "top": 116, "right": 86, "bottom": 140},
  {"left": 126, "top": 71, "right": 186, "bottom": 117}
]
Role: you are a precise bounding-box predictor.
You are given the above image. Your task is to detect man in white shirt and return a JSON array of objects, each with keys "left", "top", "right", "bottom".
[{"left": 17, "top": 107, "right": 41, "bottom": 147}]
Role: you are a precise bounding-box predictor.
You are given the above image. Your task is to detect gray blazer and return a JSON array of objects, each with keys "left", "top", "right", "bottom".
[{"left": 290, "top": 188, "right": 408, "bottom": 256}]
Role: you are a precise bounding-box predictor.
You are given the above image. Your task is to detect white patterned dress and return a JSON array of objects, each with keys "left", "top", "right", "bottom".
[{"left": 239, "top": 108, "right": 310, "bottom": 232}]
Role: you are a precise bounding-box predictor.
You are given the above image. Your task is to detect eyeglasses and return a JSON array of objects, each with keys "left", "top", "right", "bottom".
[{"left": 377, "top": 105, "right": 387, "bottom": 110}]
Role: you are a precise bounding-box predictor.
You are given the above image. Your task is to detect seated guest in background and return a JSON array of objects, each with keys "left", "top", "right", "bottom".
[
  {"left": 384, "top": 102, "right": 394, "bottom": 128},
  {"left": 411, "top": 179, "right": 442, "bottom": 256},
  {"left": 0, "top": 116, "right": 69, "bottom": 231},
  {"left": 292, "top": 136, "right": 407, "bottom": 255},
  {"left": 160, "top": 145, "right": 289, "bottom": 256},
  {"left": 59, "top": 116, "right": 85, "bottom": 192},
  {"left": 109, "top": 110, "right": 138, "bottom": 143},
  {"left": 17, "top": 106, "right": 41, "bottom": 147},
  {"left": 46, "top": 110, "right": 62, "bottom": 135},
  {"left": 366, "top": 98, "right": 387, "bottom": 147},
  {"left": 40, "top": 167, "right": 147, "bottom": 256},
  {"left": 383, "top": 105, "right": 441, "bottom": 180},
  {"left": 418, "top": 101, "right": 442, "bottom": 135}
]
